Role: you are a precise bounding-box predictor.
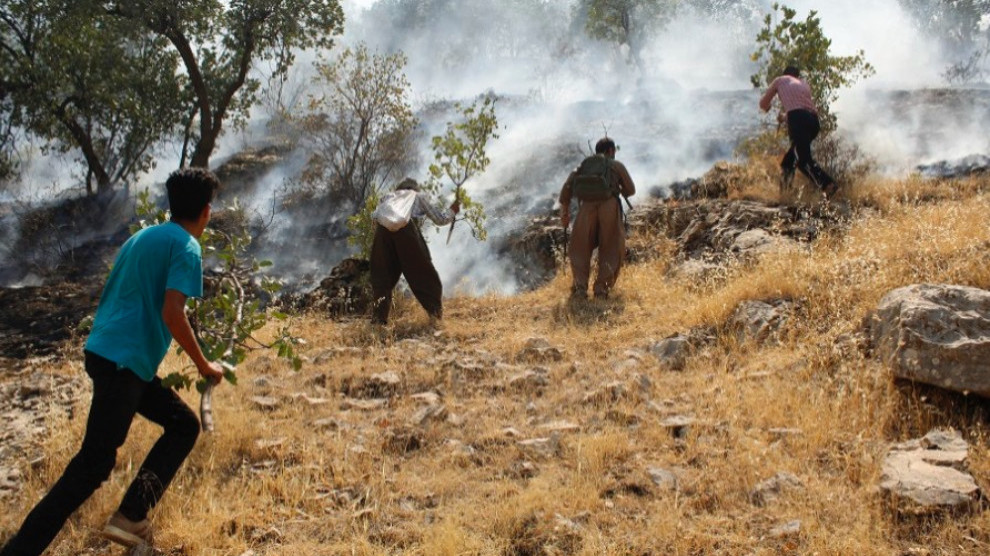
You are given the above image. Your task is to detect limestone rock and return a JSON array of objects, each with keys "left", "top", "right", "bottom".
[
  {"left": 647, "top": 467, "right": 679, "bottom": 492},
  {"left": 516, "top": 337, "right": 563, "bottom": 363},
  {"left": 730, "top": 299, "right": 792, "bottom": 344},
  {"left": 751, "top": 472, "right": 803, "bottom": 506},
  {"left": 879, "top": 429, "right": 979, "bottom": 512},
  {"left": 582, "top": 381, "right": 627, "bottom": 405},
  {"left": 649, "top": 334, "right": 691, "bottom": 371},
  {"left": 868, "top": 284, "right": 990, "bottom": 397}
]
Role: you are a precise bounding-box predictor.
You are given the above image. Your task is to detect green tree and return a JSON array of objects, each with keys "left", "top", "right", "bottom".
[
  {"left": 575, "top": 0, "right": 678, "bottom": 68},
  {"left": 750, "top": 3, "right": 874, "bottom": 132},
  {"left": 0, "top": 0, "right": 184, "bottom": 194},
  {"left": 102, "top": 0, "right": 346, "bottom": 169},
  {"left": 297, "top": 43, "right": 419, "bottom": 210}
]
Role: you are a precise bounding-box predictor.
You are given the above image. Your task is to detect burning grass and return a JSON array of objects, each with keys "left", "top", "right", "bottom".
[{"left": 3, "top": 172, "right": 990, "bottom": 554}]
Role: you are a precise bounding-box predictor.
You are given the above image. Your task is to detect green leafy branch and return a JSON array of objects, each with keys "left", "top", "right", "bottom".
[
  {"left": 426, "top": 96, "right": 499, "bottom": 243},
  {"left": 134, "top": 189, "right": 304, "bottom": 392}
]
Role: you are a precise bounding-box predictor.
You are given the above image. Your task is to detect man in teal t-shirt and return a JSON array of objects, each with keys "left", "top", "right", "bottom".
[{"left": 2, "top": 169, "right": 225, "bottom": 555}]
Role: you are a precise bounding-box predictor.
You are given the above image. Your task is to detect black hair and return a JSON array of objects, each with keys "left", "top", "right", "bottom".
[
  {"left": 783, "top": 65, "right": 801, "bottom": 78},
  {"left": 395, "top": 177, "right": 420, "bottom": 191},
  {"left": 595, "top": 137, "right": 616, "bottom": 154},
  {"left": 166, "top": 167, "right": 220, "bottom": 221}
]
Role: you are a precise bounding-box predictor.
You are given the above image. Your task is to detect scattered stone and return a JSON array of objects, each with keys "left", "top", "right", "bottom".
[
  {"left": 409, "top": 404, "right": 448, "bottom": 426},
  {"left": 769, "top": 520, "right": 802, "bottom": 538},
  {"left": 410, "top": 391, "right": 442, "bottom": 406},
  {"left": 446, "top": 413, "right": 466, "bottom": 427},
  {"left": 867, "top": 284, "right": 990, "bottom": 397},
  {"left": 509, "top": 460, "right": 539, "bottom": 479},
  {"left": 668, "top": 259, "right": 725, "bottom": 284},
  {"left": 660, "top": 415, "right": 697, "bottom": 438},
  {"left": 508, "top": 368, "right": 550, "bottom": 391},
  {"left": 751, "top": 472, "right": 804, "bottom": 506},
  {"left": 312, "top": 346, "right": 365, "bottom": 364},
  {"left": 382, "top": 427, "right": 425, "bottom": 455},
  {"left": 291, "top": 392, "right": 330, "bottom": 406},
  {"left": 250, "top": 396, "right": 280, "bottom": 411},
  {"left": 649, "top": 334, "right": 692, "bottom": 371},
  {"left": 879, "top": 429, "right": 980, "bottom": 512},
  {"left": 516, "top": 337, "right": 563, "bottom": 363},
  {"left": 340, "top": 398, "right": 388, "bottom": 411},
  {"left": 539, "top": 421, "right": 581, "bottom": 434},
  {"left": 445, "top": 439, "right": 476, "bottom": 456},
  {"left": 312, "top": 418, "right": 340, "bottom": 431},
  {"left": 647, "top": 467, "right": 679, "bottom": 492},
  {"left": 502, "top": 427, "right": 523, "bottom": 438},
  {"left": 517, "top": 434, "right": 561, "bottom": 457},
  {"left": 729, "top": 299, "right": 792, "bottom": 344},
  {"left": 582, "top": 381, "right": 627, "bottom": 405},
  {"left": 610, "top": 351, "right": 644, "bottom": 373},
  {"left": 731, "top": 229, "right": 799, "bottom": 258},
  {"left": 255, "top": 438, "right": 286, "bottom": 451}
]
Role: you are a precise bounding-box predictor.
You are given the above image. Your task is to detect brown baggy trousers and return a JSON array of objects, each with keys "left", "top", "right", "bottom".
[
  {"left": 569, "top": 196, "right": 625, "bottom": 298},
  {"left": 369, "top": 223, "right": 443, "bottom": 324}
]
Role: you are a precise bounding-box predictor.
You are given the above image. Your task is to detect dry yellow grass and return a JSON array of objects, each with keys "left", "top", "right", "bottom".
[{"left": 3, "top": 172, "right": 990, "bottom": 555}]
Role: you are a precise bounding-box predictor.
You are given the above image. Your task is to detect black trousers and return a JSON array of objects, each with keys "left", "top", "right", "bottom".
[
  {"left": 369, "top": 223, "right": 443, "bottom": 324},
  {"left": 1, "top": 351, "right": 199, "bottom": 556},
  {"left": 782, "top": 109, "right": 835, "bottom": 189}
]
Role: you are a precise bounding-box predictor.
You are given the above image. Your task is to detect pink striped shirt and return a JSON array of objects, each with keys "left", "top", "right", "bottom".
[{"left": 759, "top": 75, "right": 817, "bottom": 114}]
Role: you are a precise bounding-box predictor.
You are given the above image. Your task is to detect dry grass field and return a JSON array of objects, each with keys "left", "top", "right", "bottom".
[{"left": 3, "top": 167, "right": 990, "bottom": 555}]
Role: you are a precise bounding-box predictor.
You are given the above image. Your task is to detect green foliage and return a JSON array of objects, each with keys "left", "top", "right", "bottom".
[
  {"left": 427, "top": 97, "right": 499, "bottom": 242},
  {"left": 99, "top": 0, "right": 346, "bottom": 168},
  {"left": 345, "top": 188, "right": 381, "bottom": 260},
  {"left": 576, "top": 0, "right": 677, "bottom": 66},
  {"left": 0, "top": 0, "right": 184, "bottom": 194},
  {"left": 298, "top": 43, "right": 419, "bottom": 210},
  {"left": 133, "top": 190, "right": 304, "bottom": 391},
  {"left": 750, "top": 3, "right": 875, "bottom": 133}
]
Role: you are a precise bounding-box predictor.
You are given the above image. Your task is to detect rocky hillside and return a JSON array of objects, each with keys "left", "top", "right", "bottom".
[{"left": 2, "top": 161, "right": 990, "bottom": 554}]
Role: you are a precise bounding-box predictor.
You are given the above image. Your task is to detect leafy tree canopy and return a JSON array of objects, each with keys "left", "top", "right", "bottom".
[
  {"left": 100, "top": 0, "right": 345, "bottom": 168},
  {"left": 1, "top": 0, "right": 184, "bottom": 194}
]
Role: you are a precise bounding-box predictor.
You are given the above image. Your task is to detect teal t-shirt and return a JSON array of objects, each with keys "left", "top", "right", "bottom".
[{"left": 85, "top": 222, "right": 203, "bottom": 381}]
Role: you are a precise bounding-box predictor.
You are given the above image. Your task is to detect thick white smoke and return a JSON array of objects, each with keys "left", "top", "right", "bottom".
[{"left": 5, "top": 0, "right": 989, "bottom": 293}]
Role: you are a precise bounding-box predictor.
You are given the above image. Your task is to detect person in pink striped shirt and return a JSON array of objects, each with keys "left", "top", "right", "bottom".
[{"left": 759, "top": 65, "right": 838, "bottom": 199}]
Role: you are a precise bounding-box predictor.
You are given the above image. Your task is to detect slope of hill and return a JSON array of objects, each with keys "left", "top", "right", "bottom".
[{"left": 2, "top": 169, "right": 990, "bottom": 555}]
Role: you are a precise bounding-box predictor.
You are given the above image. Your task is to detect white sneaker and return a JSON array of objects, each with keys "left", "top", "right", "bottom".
[{"left": 102, "top": 511, "right": 153, "bottom": 547}]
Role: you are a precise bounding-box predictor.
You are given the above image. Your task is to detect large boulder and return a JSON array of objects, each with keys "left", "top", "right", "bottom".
[{"left": 868, "top": 284, "right": 990, "bottom": 397}]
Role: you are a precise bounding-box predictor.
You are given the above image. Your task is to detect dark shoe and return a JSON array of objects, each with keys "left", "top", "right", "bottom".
[
  {"left": 822, "top": 182, "right": 839, "bottom": 200},
  {"left": 102, "top": 512, "right": 153, "bottom": 547}
]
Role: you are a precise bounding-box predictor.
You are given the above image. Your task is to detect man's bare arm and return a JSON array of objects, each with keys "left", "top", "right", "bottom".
[{"left": 162, "top": 289, "right": 223, "bottom": 384}]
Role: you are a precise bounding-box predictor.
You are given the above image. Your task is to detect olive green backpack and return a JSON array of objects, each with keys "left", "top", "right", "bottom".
[{"left": 571, "top": 154, "right": 617, "bottom": 202}]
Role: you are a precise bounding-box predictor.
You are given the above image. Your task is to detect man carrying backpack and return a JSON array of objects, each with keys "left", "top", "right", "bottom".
[
  {"left": 759, "top": 65, "right": 838, "bottom": 199},
  {"left": 558, "top": 137, "right": 636, "bottom": 300},
  {"left": 369, "top": 178, "right": 459, "bottom": 326}
]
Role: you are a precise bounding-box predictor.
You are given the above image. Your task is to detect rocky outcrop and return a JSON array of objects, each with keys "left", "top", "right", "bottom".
[
  {"left": 879, "top": 429, "right": 980, "bottom": 513},
  {"left": 868, "top": 284, "right": 990, "bottom": 397},
  {"left": 286, "top": 258, "right": 372, "bottom": 317}
]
